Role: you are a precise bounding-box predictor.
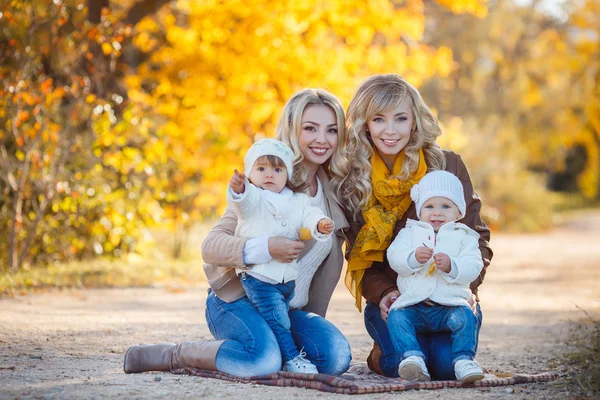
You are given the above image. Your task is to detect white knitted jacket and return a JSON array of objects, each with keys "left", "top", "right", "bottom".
[{"left": 227, "top": 180, "right": 331, "bottom": 283}]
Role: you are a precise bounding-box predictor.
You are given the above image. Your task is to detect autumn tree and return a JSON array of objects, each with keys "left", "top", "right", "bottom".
[
  {"left": 420, "top": 0, "right": 600, "bottom": 230},
  {"left": 1, "top": 0, "right": 489, "bottom": 271},
  {"left": 0, "top": 0, "right": 172, "bottom": 270},
  {"left": 130, "top": 0, "right": 489, "bottom": 244}
]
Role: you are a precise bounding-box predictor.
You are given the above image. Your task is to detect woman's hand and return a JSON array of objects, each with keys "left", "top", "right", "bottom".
[
  {"left": 379, "top": 290, "right": 400, "bottom": 322},
  {"left": 268, "top": 237, "right": 305, "bottom": 263}
]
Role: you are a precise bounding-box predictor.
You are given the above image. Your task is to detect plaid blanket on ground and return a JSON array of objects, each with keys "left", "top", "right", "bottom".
[{"left": 171, "top": 362, "right": 558, "bottom": 394}]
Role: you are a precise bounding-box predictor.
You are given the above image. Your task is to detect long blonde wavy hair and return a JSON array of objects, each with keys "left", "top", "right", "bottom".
[
  {"left": 343, "top": 74, "right": 446, "bottom": 219},
  {"left": 275, "top": 88, "right": 348, "bottom": 208}
]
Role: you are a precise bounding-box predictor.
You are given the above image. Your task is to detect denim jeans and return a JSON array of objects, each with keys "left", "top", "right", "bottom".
[
  {"left": 205, "top": 289, "right": 351, "bottom": 378},
  {"left": 388, "top": 302, "right": 479, "bottom": 365},
  {"left": 240, "top": 274, "right": 298, "bottom": 362},
  {"left": 364, "top": 301, "right": 482, "bottom": 380}
]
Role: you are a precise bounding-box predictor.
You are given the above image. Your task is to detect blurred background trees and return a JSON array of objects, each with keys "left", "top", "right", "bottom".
[
  {"left": 1, "top": 0, "right": 598, "bottom": 273},
  {"left": 421, "top": 0, "right": 600, "bottom": 231}
]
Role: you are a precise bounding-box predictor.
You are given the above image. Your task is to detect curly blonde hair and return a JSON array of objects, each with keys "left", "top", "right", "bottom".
[
  {"left": 342, "top": 74, "right": 446, "bottom": 219},
  {"left": 275, "top": 88, "right": 348, "bottom": 207}
]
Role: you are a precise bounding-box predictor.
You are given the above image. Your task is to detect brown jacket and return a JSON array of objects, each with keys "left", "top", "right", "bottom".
[
  {"left": 344, "top": 150, "right": 493, "bottom": 305},
  {"left": 201, "top": 167, "right": 349, "bottom": 318}
]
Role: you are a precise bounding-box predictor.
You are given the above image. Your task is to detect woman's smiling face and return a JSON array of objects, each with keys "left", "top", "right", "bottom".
[
  {"left": 367, "top": 100, "right": 413, "bottom": 170},
  {"left": 298, "top": 104, "right": 339, "bottom": 169}
]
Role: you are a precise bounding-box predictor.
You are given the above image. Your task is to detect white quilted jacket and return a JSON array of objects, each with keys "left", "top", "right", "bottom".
[{"left": 387, "top": 219, "right": 483, "bottom": 310}]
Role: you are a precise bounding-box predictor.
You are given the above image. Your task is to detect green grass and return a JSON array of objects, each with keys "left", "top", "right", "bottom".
[
  {"left": 564, "top": 310, "right": 600, "bottom": 397},
  {"left": 0, "top": 222, "right": 218, "bottom": 297}
]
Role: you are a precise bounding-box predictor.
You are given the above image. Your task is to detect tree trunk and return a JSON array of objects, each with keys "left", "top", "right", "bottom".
[
  {"left": 88, "top": 0, "right": 109, "bottom": 24},
  {"left": 17, "top": 196, "right": 50, "bottom": 270},
  {"left": 125, "top": 0, "right": 174, "bottom": 26},
  {"left": 8, "top": 192, "right": 23, "bottom": 273}
]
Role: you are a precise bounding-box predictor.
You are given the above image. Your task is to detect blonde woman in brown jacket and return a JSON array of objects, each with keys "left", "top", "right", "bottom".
[
  {"left": 342, "top": 74, "right": 493, "bottom": 380},
  {"left": 124, "top": 89, "right": 352, "bottom": 377}
]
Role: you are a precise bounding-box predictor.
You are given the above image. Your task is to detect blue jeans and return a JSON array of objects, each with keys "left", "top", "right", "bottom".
[
  {"left": 388, "top": 302, "right": 479, "bottom": 365},
  {"left": 240, "top": 274, "right": 298, "bottom": 362},
  {"left": 364, "top": 301, "right": 482, "bottom": 380},
  {"left": 205, "top": 289, "right": 351, "bottom": 378}
]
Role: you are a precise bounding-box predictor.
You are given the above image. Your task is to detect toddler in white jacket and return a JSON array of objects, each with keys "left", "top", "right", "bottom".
[
  {"left": 227, "top": 138, "right": 334, "bottom": 374},
  {"left": 386, "top": 170, "right": 485, "bottom": 383}
]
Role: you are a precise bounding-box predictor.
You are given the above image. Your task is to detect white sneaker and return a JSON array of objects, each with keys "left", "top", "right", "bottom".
[
  {"left": 454, "top": 359, "right": 484, "bottom": 382},
  {"left": 283, "top": 352, "right": 318, "bottom": 374},
  {"left": 398, "top": 356, "right": 430, "bottom": 381}
]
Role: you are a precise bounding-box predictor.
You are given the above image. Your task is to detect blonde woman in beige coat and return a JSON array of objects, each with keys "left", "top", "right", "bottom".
[{"left": 124, "top": 89, "right": 352, "bottom": 378}]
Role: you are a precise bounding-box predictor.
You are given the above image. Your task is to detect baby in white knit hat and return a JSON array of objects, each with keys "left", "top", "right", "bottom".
[
  {"left": 386, "top": 170, "right": 485, "bottom": 383},
  {"left": 227, "top": 138, "right": 333, "bottom": 374}
]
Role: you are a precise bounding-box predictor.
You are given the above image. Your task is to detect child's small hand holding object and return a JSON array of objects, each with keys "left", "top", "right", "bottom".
[
  {"left": 433, "top": 252, "right": 451, "bottom": 273},
  {"left": 317, "top": 218, "right": 334, "bottom": 235},
  {"left": 415, "top": 246, "right": 434, "bottom": 264},
  {"left": 229, "top": 169, "right": 246, "bottom": 194}
]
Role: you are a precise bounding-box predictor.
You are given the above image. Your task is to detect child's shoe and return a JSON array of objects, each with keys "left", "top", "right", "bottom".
[
  {"left": 283, "top": 353, "right": 318, "bottom": 374},
  {"left": 398, "top": 355, "right": 431, "bottom": 381},
  {"left": 454, "top": 359, "right": 484, "bottom": 382}
]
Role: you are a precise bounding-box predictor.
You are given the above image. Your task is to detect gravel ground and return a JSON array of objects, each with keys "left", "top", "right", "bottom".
[{"left": 1, "top": 212, "right": 599, "bottom": 399}]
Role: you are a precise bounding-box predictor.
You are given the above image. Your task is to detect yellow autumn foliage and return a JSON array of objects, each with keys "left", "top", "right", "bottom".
[
  {"left": 128, "top": 0, "right": 461, "bottom": 228},
  {"left": 3, "top": 0, "right": 599, "bottom": 273}
]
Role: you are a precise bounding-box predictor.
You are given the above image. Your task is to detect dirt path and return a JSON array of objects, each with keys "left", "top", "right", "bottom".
[{"left": 1, "top": 212, "right": 599, "bottom": 399}]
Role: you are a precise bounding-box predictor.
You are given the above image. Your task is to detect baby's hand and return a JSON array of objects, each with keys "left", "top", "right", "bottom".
[
  {"left": 415, "top": 246, "right": 434, "bottom": 264},
  {"left": 433, "top": 252, "right": 451, "bottom": 273},
  {"left": 317, "top": 218, "right": 334, "bottom": 235},
  {"left": 229, "top": 169, "right": 246, "bottom": 194}
]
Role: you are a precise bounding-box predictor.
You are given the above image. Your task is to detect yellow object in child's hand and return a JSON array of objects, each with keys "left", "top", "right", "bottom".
[
  {"left": 299, "top": 227, "right": 312, "bottom": 241},
  {"left": 425, "top": 262, "right": 436, "bottom": 277}
]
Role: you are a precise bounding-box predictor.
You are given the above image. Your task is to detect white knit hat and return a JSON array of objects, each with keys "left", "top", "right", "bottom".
[
  {"left": 410, "top": 170, "right": 466, "bottom": 220},
  {"left": 244, "top": 138, "right": 294, "bottom": 180}
]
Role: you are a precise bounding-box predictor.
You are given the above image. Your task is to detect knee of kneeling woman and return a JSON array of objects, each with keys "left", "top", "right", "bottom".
[
  {"left": 216, "top": 335, "right": 282, "bottom": 378},
  {"left": 222, "top": 348, "right": 282, "bottom": 378},
  {"left": 252, "top": 334, "right": 283, "bottom": 376},
  {"left": 319, "top": 337, "right": 352, "bottom": 375},
  {"left": 252, "top": 350, "right": 283, "bottom": 376}
]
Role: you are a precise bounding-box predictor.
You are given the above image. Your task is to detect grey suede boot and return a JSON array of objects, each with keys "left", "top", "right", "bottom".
[
  {"left": 123, "top": 343, "right": 175, "bottom": 373},
  {"left": 123, "top": 340, "right": 225, "bottom": 373}
]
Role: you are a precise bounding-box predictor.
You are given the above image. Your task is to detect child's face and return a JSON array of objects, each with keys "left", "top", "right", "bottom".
[
  {"left": 249, "top": 159, "right": 287, "bottom": 193},
  {"left": 420, "top": 196, "right": 462, "bottom": 232}
]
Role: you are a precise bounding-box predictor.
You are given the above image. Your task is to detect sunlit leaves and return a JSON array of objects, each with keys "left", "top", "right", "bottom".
[
  {"left": 129, "top": 0, "right": 467, "bottom": 227},
  {"left": 435, "top": 0, "right": 487, "bottom": 18},
  {"left": 2, "top": 0, "right": 490, "bottom": 269},
  {"left": 0, "top": 0, "right": 143, "bottom": 269}
]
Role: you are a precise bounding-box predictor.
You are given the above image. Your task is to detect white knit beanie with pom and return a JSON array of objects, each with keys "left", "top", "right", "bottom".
[{"left": 410, "top": 170, "right": 466, "bottom": 220}]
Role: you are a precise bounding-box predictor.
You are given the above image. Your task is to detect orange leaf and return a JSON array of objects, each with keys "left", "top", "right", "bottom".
[{"left": 41, "top": 79, "right": 53, "bottom": 95}]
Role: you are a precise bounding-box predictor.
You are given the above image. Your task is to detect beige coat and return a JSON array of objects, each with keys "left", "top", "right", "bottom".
[{"left": 201, "top": 167, "right": 349, "bottom": 318}]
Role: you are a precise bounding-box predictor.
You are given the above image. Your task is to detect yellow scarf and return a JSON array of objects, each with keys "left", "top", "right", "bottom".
[{"left": 345, "top": 148, "right": 427, "bottom": 311}]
